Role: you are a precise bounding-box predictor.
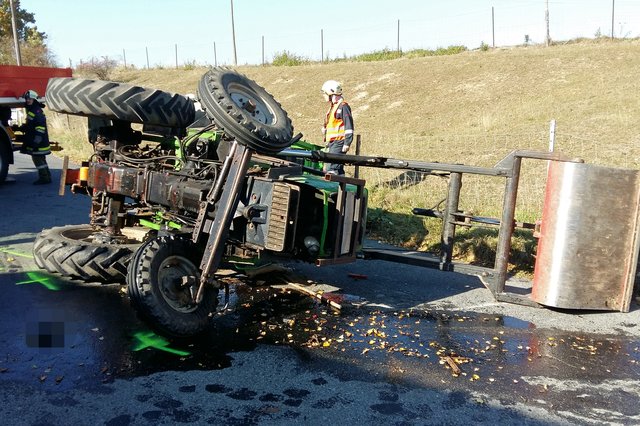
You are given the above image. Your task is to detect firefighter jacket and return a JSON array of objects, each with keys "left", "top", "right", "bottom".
[
  {"left": 20, "top": 102, "right": 51, "bottom": 156},
  {"left": 323, "top": 97, "right": 354, "bottom": 147}
]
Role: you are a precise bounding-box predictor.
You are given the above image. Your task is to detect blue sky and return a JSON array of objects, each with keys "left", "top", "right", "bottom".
[{"left": 21, "top": 0, "right": 640, "bottom": 68}]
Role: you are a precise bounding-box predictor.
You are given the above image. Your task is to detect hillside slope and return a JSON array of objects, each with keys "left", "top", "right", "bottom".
[{"left": 111, "top": 39, "right": 639, "bottom": 169}]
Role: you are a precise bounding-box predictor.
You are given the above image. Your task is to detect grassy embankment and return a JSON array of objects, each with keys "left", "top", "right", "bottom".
[{"left": 47, "top": 39, "right": 640, "bottom": 275}]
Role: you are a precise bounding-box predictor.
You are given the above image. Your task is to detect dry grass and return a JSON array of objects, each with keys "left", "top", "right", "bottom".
[
  {"left": 47, "top": 39, "right": 640, "bottom": 272},
  {"left": 47, "top": 113, "right": 94, "bottom": 160}
]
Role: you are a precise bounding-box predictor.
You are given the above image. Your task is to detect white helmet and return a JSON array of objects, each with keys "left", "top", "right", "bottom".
[
  {"left": 23, "top": 89, "right": 39, "bottom": 100},
  {"left": 321, "top": 80, "right": 342, "bottom": 96}
]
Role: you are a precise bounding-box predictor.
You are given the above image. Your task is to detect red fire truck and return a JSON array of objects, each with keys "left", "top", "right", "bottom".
[{"left": 0, "top": 65, "right": 72, "bottom": 183}]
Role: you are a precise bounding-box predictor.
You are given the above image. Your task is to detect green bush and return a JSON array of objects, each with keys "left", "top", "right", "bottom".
[
  {"left": 351, "top": 46, "right": 467, "bottom": 62},
  {"left": 272, "top": 51, "right": 308, "bottom": 66},
  {"left": 405, "top": 45, "right": 468, "bottom": 58},
  {"left": 353, "top": 48, "right": 402, "bottom": 62},
  {"left": 183, "top": 60, "right": 198, "bottom": 70}
]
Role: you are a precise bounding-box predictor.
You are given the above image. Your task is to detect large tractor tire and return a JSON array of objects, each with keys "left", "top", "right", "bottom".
[
  {"left": 197, "top": 67, "right": 293, "bottom": 155},
  {"left": 127, "top": 235, "right": 219, "bottom": 337},
  {"left": 33, "top": 225, "right": 145, "bottom": 284},
  {"left": 45, "top": 77, "right": 195, "bottom": 128}
]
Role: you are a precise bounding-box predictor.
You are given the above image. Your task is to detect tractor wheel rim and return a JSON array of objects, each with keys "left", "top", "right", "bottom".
[
  {"left": 228, "top": 83, "right": 275, "bottom": 125},
  {"left": 157, "top": 255, "right": 199, "bottom": 313}
]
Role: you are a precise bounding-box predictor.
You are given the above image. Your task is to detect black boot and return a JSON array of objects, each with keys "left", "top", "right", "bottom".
[{"left": 33, "top": 167, "right": 52, "bottom": 185}]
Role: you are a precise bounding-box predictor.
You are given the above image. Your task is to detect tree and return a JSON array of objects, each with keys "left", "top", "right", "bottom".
[
  {"left": 0, "top": 0, "right": 55, "bottom": 66},
  {"left": 75, "top": 56, "right": 118, "bottom": 80}
]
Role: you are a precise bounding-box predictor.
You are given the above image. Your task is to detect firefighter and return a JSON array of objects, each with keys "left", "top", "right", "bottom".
[
  {"left": 321, "top": 80, "right": 354, "bottom": 175},
  {"left": 13, "top": 90, "right": 52, "bottom": 184}
]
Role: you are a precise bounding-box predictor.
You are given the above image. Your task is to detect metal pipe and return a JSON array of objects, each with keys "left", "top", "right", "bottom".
[
  {"left": 281, "top": 149, "right": 582, "bottom": 176},
  {"left": 279, "top": 150, "right": 508, "bottom": 176},
  {"left": 354, "top": 134, "right": 361, "bottom": 179},
  {"left": 440, "top": 173, "right": 462, "bottom": 268},
  {"left": 191, "top": 141, "right": 237, "bottom": 242},
  {"left": 492, "top": 156, "right": 522, "bottom": 294},
  {"left": 207, "top": 141, "right": 238, "bottom": 203},
  {"left": 196, "top": 145, "right": 253, "bottom": 302}
]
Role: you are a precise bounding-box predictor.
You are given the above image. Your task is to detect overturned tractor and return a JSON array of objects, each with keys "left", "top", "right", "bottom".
[{"left": 34, "top": 68, "right": 366, "bottom": 337}]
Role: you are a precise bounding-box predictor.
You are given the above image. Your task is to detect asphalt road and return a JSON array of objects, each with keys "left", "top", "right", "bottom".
[{"left": 1, "top": 152, "right": 639, "bottom": 425}]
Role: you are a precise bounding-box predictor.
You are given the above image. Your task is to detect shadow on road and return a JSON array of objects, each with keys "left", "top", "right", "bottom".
[{"left": 0, "top": 153, "right": 90, "bottom": 238}]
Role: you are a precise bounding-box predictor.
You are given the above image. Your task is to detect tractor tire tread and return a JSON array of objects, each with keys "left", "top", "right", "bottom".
[
  {"left": 33, "top": 225, "right": 140, "bottom": 284},
  {"left": 45, "top": 77, "right": 195, "bottom": 128},
  {"left": 127, "top": 235, "right": 218, "bottom": 337}
]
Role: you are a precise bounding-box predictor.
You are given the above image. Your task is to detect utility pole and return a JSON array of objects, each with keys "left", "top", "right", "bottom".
[
  {"left": 321, "top": 29, "right": 324, "bottom": 63},
  {"left": 492, "top": 7, "right": 495, "bottom": 48},
  {"left": 611, "top": 0, "right": 616, "bottom": 39},
  {"left": 230, "top": 0, "right": 238, "bottom": 66},
  {"left": 214, "top": 42, "right": 218, "bottom": 67},
  {"left": 9, "top": 0, "right": 22, "bottom": 65},
  {"left": 545, "top": 0, "right": 551, "bottom": 47},
  {"left": 397, "top": 19, "right": 400, "bottom": 53},
  {"left": 146, "top": 47, "right": 149, "bottom": 69},
  {"left": 123, "top": 49, "right": 127, "bottom": 68}
]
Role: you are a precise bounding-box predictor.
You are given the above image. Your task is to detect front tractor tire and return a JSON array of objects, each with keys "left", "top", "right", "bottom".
[
  {"left": 127, "top": 235, "right": 219, "bottom": 337},
  {"left": 197, "top": 67, "right": 294, "bottom": 155},
  {"left": 33, "top": 225, "right": 143, "bottom": 284}
]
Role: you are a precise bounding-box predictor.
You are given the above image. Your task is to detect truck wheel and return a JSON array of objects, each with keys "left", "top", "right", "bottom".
[
  {"left": 197, "top": 67, "right": 293, "bottom": 155},
  {"left": 33, "top": 225, "right": 144, "bottom": 283},
  {"left": 127, "top": 235, "right": 219, "bottom": 337},
  {"left": 45, "top": 77, "right": 196, "bottom": 128}
]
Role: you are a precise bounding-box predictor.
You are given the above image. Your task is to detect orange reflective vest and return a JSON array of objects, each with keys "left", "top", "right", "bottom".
[{"left": 324, "top": 99, "right": 349, "bottom": 143}]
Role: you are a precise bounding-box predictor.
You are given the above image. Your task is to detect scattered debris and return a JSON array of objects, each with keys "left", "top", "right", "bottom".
[
  {"left": 443, "top": 356, "right": 462, "bottom": 376},
  {"left": 347, "top": 273, "right": 368, "bottom": 280},
  {"left": 244, "top": 263, "right": 291, "bottom": 279},
  {"left": 287, "top": 283, "right": 342, "bottom": 310}
]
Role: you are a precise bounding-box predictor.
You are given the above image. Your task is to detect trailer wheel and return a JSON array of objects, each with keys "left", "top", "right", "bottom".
[
  {"left": 197, "top": 67, "right": 293, "bottom": 155},
  {"left": 127, "top": 235, "right": 218, "bottom": 337},
  {"left": 33, "top": 225, "right": 145, "bottom": 284},
  {"left": 45, "top": 77, "right": 195, "bottom": 128}
]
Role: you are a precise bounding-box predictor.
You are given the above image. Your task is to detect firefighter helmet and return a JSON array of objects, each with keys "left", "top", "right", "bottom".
[
  {"left": 23, "top": 90, "right": 39, "bottom": 100},
  {"left": 321, "top": 80, "right": 342, "bottom": 96}
]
